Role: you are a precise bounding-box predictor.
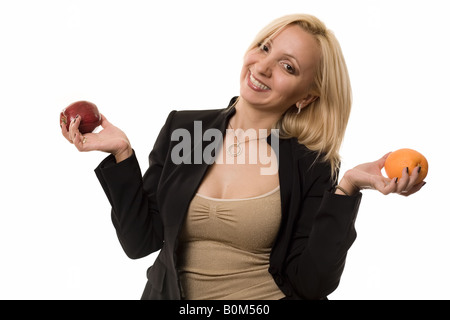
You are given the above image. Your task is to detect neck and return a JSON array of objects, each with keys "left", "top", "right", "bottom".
[{"left": 231, "top": 98, "right": 282, "bottom": 133}]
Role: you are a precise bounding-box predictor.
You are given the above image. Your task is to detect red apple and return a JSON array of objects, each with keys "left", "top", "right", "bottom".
[{"left": 60, "top": 101, "right": 102, "bottom": 134}]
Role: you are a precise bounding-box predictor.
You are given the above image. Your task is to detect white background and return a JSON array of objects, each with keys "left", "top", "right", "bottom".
[{"left": 1, "top": 0, "right": 448, "bottom": 300}]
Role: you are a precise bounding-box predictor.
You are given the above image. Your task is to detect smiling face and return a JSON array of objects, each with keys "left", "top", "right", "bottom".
[{"left": 239, "top": 24, "right": 321, "bottom": 113}]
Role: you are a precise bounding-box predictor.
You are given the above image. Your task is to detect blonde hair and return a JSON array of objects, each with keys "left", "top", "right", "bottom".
[{"left": 247, "top": 14, "right": 352, "bottom": 181}]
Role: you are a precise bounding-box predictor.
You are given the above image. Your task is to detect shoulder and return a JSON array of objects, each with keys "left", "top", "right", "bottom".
[
  {"left": 288, "top": 139, "right": 330, "bottom": 172},
  {"left": 168, "top": 96, "right": 237, "bottom": 128},
  {"left": 161, "top": 107, "right": 233, "bottom": 133},
  {"left": 285, "top": 138, "right": 334, "bottom": 190},
  {"left": 161, "top": 96, "right": 237, "bottom": 132},
  {"left": 171, "top": 108, "right": 226, "bottom": 124}
]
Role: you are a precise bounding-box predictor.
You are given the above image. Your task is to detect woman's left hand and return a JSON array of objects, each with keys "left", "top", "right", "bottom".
[{"left": 338, "top": 153, "right": 426, "bottom": 197}]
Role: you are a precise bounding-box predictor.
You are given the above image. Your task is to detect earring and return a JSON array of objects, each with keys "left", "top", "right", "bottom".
[{"left": 297, "top": 103, "right": 303, "bottom": 114}]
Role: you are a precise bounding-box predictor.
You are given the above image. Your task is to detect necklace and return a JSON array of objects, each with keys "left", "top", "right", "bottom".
[{"left": 226, "top": 122, "right": 266, "bottom": 157}]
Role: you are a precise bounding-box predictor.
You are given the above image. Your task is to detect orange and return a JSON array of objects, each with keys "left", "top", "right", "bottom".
[{"left": 384, "top": 148, "right": 428, "bottom": 184}]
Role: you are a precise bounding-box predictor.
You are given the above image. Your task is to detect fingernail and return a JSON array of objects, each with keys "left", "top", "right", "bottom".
[
  {"left": 422, "top": 181, "right": 426, "bottom": 187},
  {"left": 406, "top": 167, "right": 409, "bottom": 174},
  {"left": 395, "top": 177, "right": 398, "bottom": 183},
  {"left": 418, "top": 166, "right": 422, "bottom": 173}
]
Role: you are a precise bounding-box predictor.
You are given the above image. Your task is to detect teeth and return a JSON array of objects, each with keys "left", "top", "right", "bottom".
[{"left": 250, "top": 73, "right": 270, "bottom": 90}]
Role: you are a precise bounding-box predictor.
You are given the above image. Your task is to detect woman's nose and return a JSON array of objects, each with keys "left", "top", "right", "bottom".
[{"left": 254, "top": 57, "right": 273, "bottom": 78}]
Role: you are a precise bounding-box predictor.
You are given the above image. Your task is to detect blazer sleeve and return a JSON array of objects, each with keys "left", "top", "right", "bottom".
[
  {"left": 284, "top": 164, "right": 362, "bottom": 300},
  {"left": 94, "top": 110, "right": 176, "bottom": 259}
]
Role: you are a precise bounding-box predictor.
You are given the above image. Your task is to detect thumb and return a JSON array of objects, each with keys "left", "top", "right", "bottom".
[
  {"left": 377, "top": 152, "right": 392, "bottom": 168},
  {"left": 100, "top": 114, "right": 112, "bottom": 128}
]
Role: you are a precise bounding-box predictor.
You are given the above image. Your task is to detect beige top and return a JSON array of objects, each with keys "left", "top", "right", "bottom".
[{"left": 176, "top": 186, "right": 285, "bottom": 300}]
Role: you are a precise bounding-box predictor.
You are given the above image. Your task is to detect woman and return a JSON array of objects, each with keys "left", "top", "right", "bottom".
[{"left": 61, "top": 14, "right": 425, "bottom": 300}]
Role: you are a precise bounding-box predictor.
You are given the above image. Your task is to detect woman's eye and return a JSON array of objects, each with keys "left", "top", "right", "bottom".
[
  {"left": 282, "top": 63, "right": 295, "bottom": 74},
  {"left": 258, "top": 42, "right": 270, "bottom": 53}
]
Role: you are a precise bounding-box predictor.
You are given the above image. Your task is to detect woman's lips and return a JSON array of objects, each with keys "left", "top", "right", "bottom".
[{"left": 247, "top": 71, "right": 271, "bottom": 91}]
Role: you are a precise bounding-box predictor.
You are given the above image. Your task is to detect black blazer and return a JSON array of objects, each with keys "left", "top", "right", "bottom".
[{"left": 95, "top": 97, "right": 362, "bottom": 300}]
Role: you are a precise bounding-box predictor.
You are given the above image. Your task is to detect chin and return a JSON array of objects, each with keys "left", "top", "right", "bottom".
[{"left": 239, "top": 87, "right": 269, "bottom": 107}]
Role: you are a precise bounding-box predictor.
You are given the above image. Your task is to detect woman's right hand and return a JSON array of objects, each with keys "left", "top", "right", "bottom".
[{"left": 61, "top": 114, "right": 133, "bottom": 163}]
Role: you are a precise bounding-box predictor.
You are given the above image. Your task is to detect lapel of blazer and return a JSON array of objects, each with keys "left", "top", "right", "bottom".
[
  {"left": 166, "top": 105, "right": 236, "bottom": 231},
  {"left": 268, "top": 135, "right": 295, "bottom": 265},
  {"left": 268, "top": 135, "right": 294, "bottom": 220}
]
